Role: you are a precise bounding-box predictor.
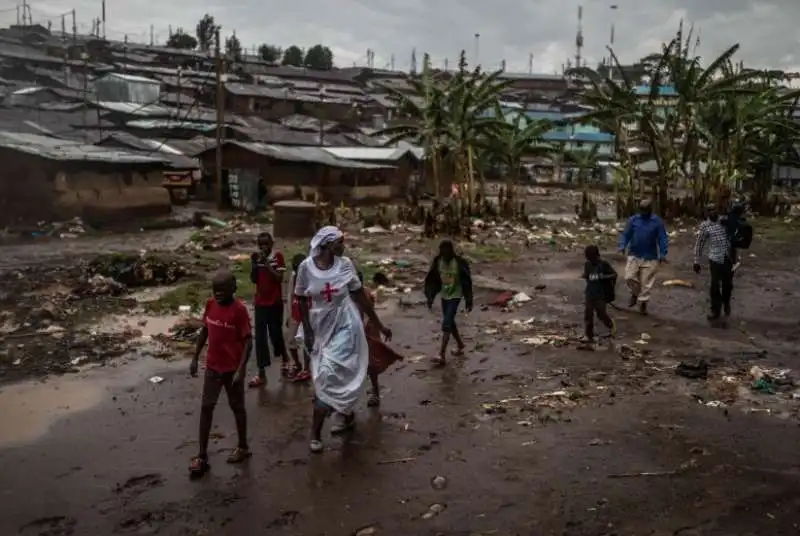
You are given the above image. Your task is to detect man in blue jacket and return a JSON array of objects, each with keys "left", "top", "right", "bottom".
[{"left": 618, "top": 199, "right": 668, "bottom": 315}]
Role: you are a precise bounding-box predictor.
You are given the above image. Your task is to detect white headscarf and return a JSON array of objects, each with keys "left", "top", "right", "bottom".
[{"left": 309, "top": 225, "right": 343, "bottom": 257}]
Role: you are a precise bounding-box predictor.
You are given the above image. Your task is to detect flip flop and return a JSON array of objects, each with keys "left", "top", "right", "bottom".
[
  {"left": 189, "top": 456, "right": 210, "bottom": 479},
  {"left": 226, "top": 447, "right": 252, "bottom": 464},
  {"left": 247, "top": 375, "right": 266, "bottom": 388},
  {"left": 309, "top": 440, "right": 324, "bottom": 453},
  {"left": 293, "top": 370, "right": 311, "bottom": 382}
]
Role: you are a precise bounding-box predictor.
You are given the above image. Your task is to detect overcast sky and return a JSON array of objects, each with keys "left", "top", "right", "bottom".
[{"left": 8, "top": 0, "right": 800, "bottom": 74}]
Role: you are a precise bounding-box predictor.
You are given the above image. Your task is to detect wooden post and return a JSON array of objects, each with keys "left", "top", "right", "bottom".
[{"left": 214, "top": 28, "right": 225, "bottom": 209}]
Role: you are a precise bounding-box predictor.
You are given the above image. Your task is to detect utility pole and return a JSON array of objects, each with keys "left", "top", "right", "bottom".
[
  {"left": 61, "top": 14, "right": 65, "bottom": 40},
  {"left": 101, "top": 0, "right": 106, "bottom": 39},
  {"left": 71, "top": 10, "right": 76, "bottom": 45},
  {"left": 21, "top": 0, "right": 26, "bottom": 25},
  {"left": 529, "top": 53, "right": 533, "bottom": 74},
  {"left": 150, "top": 24, "right": 154, "bottom": 46},
  {"left": 214, "top": 28, "right": 225, "bottom": 209},
  {"left": 390, "top": 54, "right": 394, "bottom": 70},
  {"left": 473, "top": 33, "right": 480, "bottom": 68},
  {"left": 575, "top": 5, "right": 584, "bottom": 69}
]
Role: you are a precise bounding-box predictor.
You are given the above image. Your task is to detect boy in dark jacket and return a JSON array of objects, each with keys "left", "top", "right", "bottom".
[
  {"left": 424, "top": 240, "right": 473, "bottom": 367},
  {"left": 581, "top": 245, "right": 617, "bottom": 340},
  {"left": 248, "top": 232, "right": 288, "bottom": 386}
]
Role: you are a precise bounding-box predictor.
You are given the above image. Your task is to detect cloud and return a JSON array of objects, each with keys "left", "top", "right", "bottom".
[{"left": 11, "top": 0, "right": 799, "bottom": 73}]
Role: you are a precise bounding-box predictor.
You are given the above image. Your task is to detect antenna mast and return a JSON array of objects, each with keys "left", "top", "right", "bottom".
[{"left": 575, "top": 5, "right": 584, "bottom": 69}]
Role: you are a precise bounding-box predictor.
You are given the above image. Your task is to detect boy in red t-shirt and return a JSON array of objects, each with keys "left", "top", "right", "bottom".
[
  {"left": 189, "top": 269, "right": 253, "bottom": 479},
  {"left": 288, "top": 253, "right": 311, "bottom": 382},
  {"left": 248, "top": 232, "right": 288, "bottom": 387}
]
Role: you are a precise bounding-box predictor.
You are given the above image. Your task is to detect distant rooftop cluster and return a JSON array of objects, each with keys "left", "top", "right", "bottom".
[{"left": 0, "top": 21, "right": 648, "bottom": 160}]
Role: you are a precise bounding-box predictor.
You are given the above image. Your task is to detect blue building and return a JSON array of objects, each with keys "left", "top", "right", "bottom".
[{"left": 501, "top": 108, "right": 615, "bottom": 156}]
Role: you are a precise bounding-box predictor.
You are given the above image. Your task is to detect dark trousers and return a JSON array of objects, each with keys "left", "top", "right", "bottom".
[
  {"left": 584, "top": 295, "right": 613, "bottom": 338},
  {"left": 254, "top": 302, "right": 286, "bottom": 370},
  {"left": 709, "top": 259, "right": 733, "bottom": 314}
]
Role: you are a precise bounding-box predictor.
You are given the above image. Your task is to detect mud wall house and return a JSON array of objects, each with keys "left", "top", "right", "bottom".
[
  {"left": 0, "top": 131, "right": 172, "bottom": 226},
  {"left": 193, "top": 140, "right": 395, "bottom": 208},
  {"left": 323, "top": 146, "right": 422, "bottom": 198}
]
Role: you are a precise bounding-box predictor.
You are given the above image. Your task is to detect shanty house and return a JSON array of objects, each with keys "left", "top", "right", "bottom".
[
  {"left": 193, "top": 141, "right": 396, "bottom": 208},
  {"left": 323, "top": 146, "right": 422, "bottom": 198},
  {"left": 0, "top": 131, "right": 172, "bottom": 226}
]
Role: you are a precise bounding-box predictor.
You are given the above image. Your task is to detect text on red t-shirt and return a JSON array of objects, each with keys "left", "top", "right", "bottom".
[
  {"left": 254, "top": 251, "right": 285, "bottom": 307},
  {"left": 203, "top": 298, "right": 252, "bottom": 373}
]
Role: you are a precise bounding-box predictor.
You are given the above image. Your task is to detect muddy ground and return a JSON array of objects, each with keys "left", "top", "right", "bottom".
[{"left": 1, "top": 191, "right": 800, "bottom": 535}]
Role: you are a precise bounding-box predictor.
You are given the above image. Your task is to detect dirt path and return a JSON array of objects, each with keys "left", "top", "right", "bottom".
[
  {"left": 1, "top": 218, "right": 799, "bottom": 535},
  {"left": 0, "top": 228, "right": 195, "bottom": 271}
]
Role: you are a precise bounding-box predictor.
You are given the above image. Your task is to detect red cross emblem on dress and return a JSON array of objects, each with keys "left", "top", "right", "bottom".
[{"left": 321, "top": 282, "right": 338, "bottom": 302}]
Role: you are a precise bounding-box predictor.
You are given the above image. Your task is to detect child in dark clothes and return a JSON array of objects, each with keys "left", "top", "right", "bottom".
[
  {"left": 288, "top": 253, "right": 311, "bottom": 382},
  {"left": 249, "top": 232, "right": 288, "bottom": 386},
  {"left": 581, "top": 245, "right": 617, "bottom": 340}
]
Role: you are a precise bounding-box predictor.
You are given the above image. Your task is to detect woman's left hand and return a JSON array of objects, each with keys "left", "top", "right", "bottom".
[{"left": 380, "top": 325, "right": 392, "bottom": 342}]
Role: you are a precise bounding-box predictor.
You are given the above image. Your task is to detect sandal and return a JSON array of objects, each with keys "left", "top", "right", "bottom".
[
  {"left": 330, "top": 414, "right": 356, "bottom": 435},
  {"left": 367, "top": 393, "right": 380, "bottom": 407},
  {"left": 293, "top": 370, "right": 311, "bottom": 382},
  {"left": 280, "top": 362, "right": 293, "bottom": 378},
  {"left": 285, "top": 362, "right": 298, "bottom": 380},
  {"left": 309, "top": 440, "right": 324, "bottom": 453},
  {"left": 226, "top": 447, "right": 252, "bottom": 464},
  {"left": 247, "top": 375, "right": 266, "bottom": 388},
  {"left": 189, "top": 456, "right": 210, "bottom": 479}
]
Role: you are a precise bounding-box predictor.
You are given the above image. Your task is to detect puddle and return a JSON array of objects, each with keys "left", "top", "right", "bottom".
[
  {"left": 0, "top": 356, "right": 182, "bottom": 448},
  {"left": 94, "top": 314, "right": 184, "bottom": 338},
  {"left": 128, "top": 286, "right": 181, "bottom": 303},
  {"left": 539, "top": 270, "right": 582, "bottom": 281}
]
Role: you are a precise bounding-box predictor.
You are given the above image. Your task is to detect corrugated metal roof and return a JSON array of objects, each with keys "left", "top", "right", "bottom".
[
  {"left": 323, "top": 146, "right": 417, "bottom": 161},
  {"left": 0, "top": 130, "right": 169, "bottom": 164},
  {"left": 197, "top": 140, "right": 393, "bottom": 169},
  {"left": 126, "top": 119, "right": 216, "bottom": 131},
  {"left": 99, "top": 72, "right": 161, "bottom": 85},
  {"left": 224, "top": 82, "right": 358, "bottom": 105},
  {"left": 635, "top": 85, "right": 678, "bottom": 97}
]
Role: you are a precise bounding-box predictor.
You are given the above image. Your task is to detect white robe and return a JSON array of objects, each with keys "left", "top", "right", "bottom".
[{"left": 293, "top": 256, "right": 368, "bottom": 414}]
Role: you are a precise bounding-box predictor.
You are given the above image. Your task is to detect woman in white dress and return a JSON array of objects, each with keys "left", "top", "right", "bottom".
[{"left": 294, "top": 226, "right": 392, "bottom": 453}]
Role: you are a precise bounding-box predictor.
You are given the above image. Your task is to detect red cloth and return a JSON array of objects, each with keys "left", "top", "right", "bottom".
[
  {"left": 363, "top": 289, "right": 403, "bottom": 375},
  {"left": 254, "top": 251, "right": 285, "bottom": 306},
  {"left": 291, "top": 295, "right": 302, "bottom": 322},
  {"left": 202, "top": 298, "right": 252, "bottom": 373}
]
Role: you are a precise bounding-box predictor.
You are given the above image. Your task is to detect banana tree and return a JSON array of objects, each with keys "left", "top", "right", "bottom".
[
  {"left": 489, "top": 109, "right": 554, "bottom": 215},
  {"left": 563, "top": 144, "right": 601, "bottom": 221}
]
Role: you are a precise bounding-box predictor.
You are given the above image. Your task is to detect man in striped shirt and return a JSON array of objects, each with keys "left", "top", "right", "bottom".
[{"left": 693, "top": 205, "right": 733, "bottom": 320}]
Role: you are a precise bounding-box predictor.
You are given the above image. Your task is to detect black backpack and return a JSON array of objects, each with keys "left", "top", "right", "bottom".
[{"left": 732, "top": 220, "right": 753, "bottom": 249}]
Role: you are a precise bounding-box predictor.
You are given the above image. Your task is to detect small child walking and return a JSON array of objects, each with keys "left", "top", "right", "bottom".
[
  {"left": 359, "top": 271, "right": 402, "bottom": 407},
  {"left": 189, "top": 269, "right": 253, "bottom": 479},
  {"left": 287, "top": 253, "right": 311, "bottom": 382},
  {"left": 581, "top": 245, "right": 617, "bottom": 340},
  {"left": 424, "top": 240, "right": 473, "bottom": 367}
]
